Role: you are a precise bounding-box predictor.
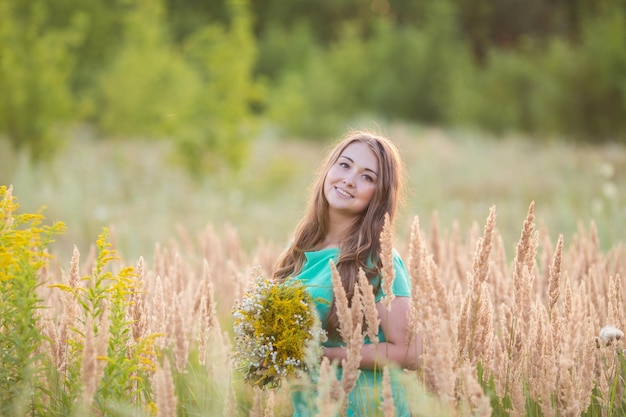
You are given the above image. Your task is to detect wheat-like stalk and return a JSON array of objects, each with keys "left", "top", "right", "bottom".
[
  {"left": 5, "top": 183, "right": 626, "bottom": 417},
  {"left": 380, "top": 213, "right": 396, "bottom": 310},
  {"left": 407, "top": 215, "right": 423, "bottom": 342},
  {"left": 155, "top": 358, "right": 177, "bottom": 417},
  {"left": 358, "top": 268, "right": 380, "bottom": 344},
  {"left": 264, "top": 390, "right": 275, "bottom": 417},
  {"left": 315, "top": 357, "right": 343, "bottom": 417},
  {"left": 341, "top": 323, "right": 363, "bottom": 415},
  {"left": 80, "top": 317, "right": 98, "bottom": 406},
  {"left": 330, "top": 259, "right": 353, "bottom": 342}
]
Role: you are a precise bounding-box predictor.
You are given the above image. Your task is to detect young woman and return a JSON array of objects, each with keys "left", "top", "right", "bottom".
[{"left": 273, "top": 129, "right": 422, "bottom": 416}]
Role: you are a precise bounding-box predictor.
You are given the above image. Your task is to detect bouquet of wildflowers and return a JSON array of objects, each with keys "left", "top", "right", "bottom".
[{"left": 232, "top": 274, "right": 323, "bottom": 389}]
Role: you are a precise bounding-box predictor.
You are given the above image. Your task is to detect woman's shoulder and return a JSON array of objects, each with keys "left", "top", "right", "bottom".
[
  {"left": 371, "top": 247, "right": 406, "bottom": 266},
  {"left": 391, "top": 248, "right": 407, "bottom": 267}
]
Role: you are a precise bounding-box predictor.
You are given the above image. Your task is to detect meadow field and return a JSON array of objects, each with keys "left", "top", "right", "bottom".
[
  {"left": 1, "top": 125, "right": 626, "bottom": 416},
  {"left": 2, "top": 124, "right": 625, "bottom": 262}
]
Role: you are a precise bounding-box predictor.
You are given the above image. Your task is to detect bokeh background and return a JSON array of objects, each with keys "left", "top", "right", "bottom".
[{"left": 1, "top": 0, "right": 625, "bottom": 262}]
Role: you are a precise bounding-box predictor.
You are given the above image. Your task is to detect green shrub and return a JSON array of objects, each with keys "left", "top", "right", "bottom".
[
  {"left": 49, "top": 228, "right": 161, "bottom": 416},
  {"left": 0, "top": 184, "right": 164, "bottom": 415},
  {"left": 0, "top": 185, "right": 65, "bottom": 415},
  {"left": 265, "top": 46, "right": 352, "bottom": 139},
  {"left": 97, "top": 0, "right": 201, "bottom": 139},
  {"left": 0, "top": 0, "right": 83, "bottom": 162},
  {"left": 549, "top": 10, "right": 626, "bottom": 142},
  {"left": 448, "top": 7, "right": 626, "bottom": 143},
  {"left": 97, "top": 0, "right": 260, "bottom": 178},
  {"left": 266, "top": 2, "right": 468, "bottom": 138},
  {"left": 177, "top": 0, "right": 261, "bottom": 176},
  {"left": 366, "top": 8, "right": 467, "bottom": 126},
  {"left": 448, "top": 45, "right": 541, "bottom": 136},
  {"left": 256, "top": 24, "right": 317, "bottom": 80}
]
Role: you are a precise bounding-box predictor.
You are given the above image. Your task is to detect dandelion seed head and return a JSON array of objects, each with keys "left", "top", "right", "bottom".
[{"left": 599, "top": 325, "right": 624, "bottom": 345}]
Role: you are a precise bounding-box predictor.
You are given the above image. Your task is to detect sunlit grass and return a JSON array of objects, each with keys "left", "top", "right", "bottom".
[
  {"left": 2, "top": 151, "right": 625, "bottom": 416},
  {"left": 1, "top": 123, "right": 624, "bottom": 263}
]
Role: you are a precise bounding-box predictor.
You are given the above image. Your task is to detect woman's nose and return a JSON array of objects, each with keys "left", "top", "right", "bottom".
[{"left": 342, "top": 172, "right": 356, "bottom": 186}]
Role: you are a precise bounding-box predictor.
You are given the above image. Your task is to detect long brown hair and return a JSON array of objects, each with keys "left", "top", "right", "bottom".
[{"left": 272, "top": 129, "right": 406, "bottom": 339}]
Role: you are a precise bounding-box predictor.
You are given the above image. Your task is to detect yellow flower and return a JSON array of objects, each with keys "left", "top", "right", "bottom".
[{"left": 232, "top": 274, "right": 323, "bottom": 389}]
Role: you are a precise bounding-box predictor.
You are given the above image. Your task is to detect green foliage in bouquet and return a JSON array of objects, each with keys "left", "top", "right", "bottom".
[{"left": 232, "top": 274, "right": 323, "bottom": 389}]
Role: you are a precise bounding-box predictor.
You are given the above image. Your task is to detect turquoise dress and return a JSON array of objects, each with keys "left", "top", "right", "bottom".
[{"left": 290, "top": 247, "right": 412, "bottom": 417}]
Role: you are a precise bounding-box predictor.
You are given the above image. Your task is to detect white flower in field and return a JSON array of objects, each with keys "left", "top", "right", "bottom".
[{"left": 599, "top": 325, "right": 624, "bottom": 345}]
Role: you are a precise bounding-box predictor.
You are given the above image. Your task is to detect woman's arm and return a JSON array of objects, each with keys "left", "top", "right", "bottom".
[{"left": 323, "top": 296, "right": 423, "bottom": 370}]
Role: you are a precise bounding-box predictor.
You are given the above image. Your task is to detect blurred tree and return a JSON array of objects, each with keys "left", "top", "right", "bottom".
[
  {"left": 97, "top": 0, "right": 200, "bottom": 138},
  {"left": 255, "top": 23, "right": 317, "bottom": 82},
  {"left": 457, "top": 0, "right": 493, "bottom": 65},
  {"left": 250, "top": 0, "right": 368, "bottom": 43},
  {"left": 86, "top": 0, "right": 261, "bottom": 178},
  {"left": 46, "top": 0, "right": 128, "bottom": 104},
  {"left": 362, "top": 0, "right": 464, "bottom": 124},
  {"left": 165, "top": 0, "right": 226, "bottom": 42},
  {"left": 2, "top": 0, "right": 625, "bottom": 158},
  {"left": 553, "top": 0, "right": 625, "bottom": 40},
  {"left": 554, "top": 8, "right": 626, "bottom": 142},
  {"left": 175, "top": 0, "right": 262, "bottom": 177},
  {"left": 0, "top": 0, "right": 84, "bottom": 162}
]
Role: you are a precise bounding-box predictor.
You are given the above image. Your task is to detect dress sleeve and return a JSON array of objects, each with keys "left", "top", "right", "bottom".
[{"left": 375, "top": 249, "right": 411, "bottom": 302}]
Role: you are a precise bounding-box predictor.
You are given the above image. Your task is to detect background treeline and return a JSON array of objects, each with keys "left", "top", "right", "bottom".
[{"left": 1, "top": 0, "right": 625, "bottom": 173}]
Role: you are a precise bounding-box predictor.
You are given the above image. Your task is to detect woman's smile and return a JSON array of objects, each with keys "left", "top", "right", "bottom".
[{"left": 333, "top": 186, "right": 353, "bottom": 198}]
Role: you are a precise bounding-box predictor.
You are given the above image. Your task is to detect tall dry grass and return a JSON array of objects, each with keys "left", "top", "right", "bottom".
[{"left": 3, "top": 181, "right": 626, "bottom": 416}]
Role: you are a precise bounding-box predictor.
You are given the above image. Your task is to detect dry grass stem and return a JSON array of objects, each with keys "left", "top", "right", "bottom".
[
  {"left": 359, "top": 268, "right": 380, "bottom": 343},
  {"left": 471, "top": 205, "right": 496, "bottom": 287},
  {"left": 475, "top": 284, "right": 494, "bottom": 371},
  {"left": 172, "top": 295, "right": 189, "bottom": 372},
  {"left": 152, "top": 275, "right": 167, "bottom": 347},
  {"left": 80, "top": 318, "right": 98, "bottom": 406},
  {"left": 381, "top": 366, "right": 396, "bottom": 417},
  {"left": 430, "top": 211, "right": 441, "bottom": 266},
  {"left": 330, "top": 260, "right": 353, "bottom": 342},
  {"left": 380, "top": 212, "right": 396, "bottom": 310},
  {"left": 8, "top": 194, "right": 626, "bottom": 417},
  {"left": 130, "top": 257, "right": 147, "bottom": 341},
  {"left": 407, "top": 215, "right": 423, "bottom": 335},
  {"left": 548, "top": 235, "right": 563, "bottom": 316},
  {"left": 155, "top": 358, "right": 177, "bottom": 417},
  {"left": 250, "top": 388, "right": 263, "bottom": 417},
  {"left": 315, "top": 357, "right": 343, "bottom": 417},
  {"left": 608, "top": 274, "right": 624, "bottom": 331},
  {"left": 458, "top": 207, "right": 496, "bottom": 367},
  {"left": 351, "top": 280, "right": 364, "bottom": 339},
  {"left": 223, "top": 377, "right": 237, "bottom": 417},
  {"left": 456, "top": 365, "right": 492, "bottom": 417},
  {"left": 341, "top": 323, "right": 364, "bottom": 413},
  {"left": 514, "top": 201, "right": 536, "bottom": 287},
  {"left": 264, "top": 391, "right": 275, "bottom": 417}
]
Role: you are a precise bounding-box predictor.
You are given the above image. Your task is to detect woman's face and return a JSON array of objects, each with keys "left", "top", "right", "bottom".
[{"left": 323, "top": 141, "right": 379, "bottom": 219}]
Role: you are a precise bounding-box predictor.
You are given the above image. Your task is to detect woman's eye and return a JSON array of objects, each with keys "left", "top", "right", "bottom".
[
  {"left": 363, "top": 175, "right": 374, "bottom": 182},
  {"left": 339, "top": 162, "right": 349, "bottom": 168}
]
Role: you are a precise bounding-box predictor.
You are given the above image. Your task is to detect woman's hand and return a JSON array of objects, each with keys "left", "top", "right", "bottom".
[{"left": 322, "top": 296, "right": 422, "bottom": 370}]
